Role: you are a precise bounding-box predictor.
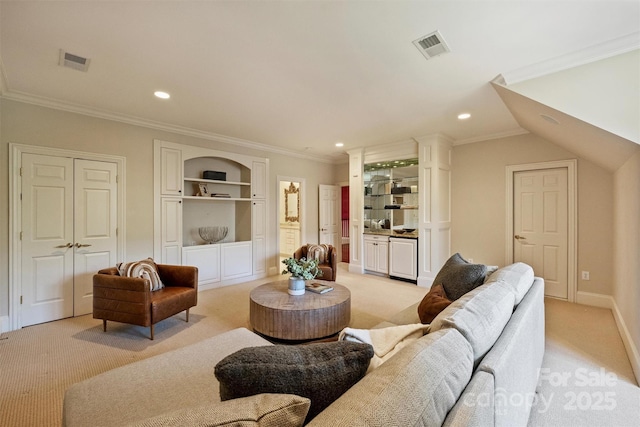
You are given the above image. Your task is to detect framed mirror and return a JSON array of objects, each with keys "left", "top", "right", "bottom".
[{"left": 284, "top": 182, "right": 300, "bottom": 222}]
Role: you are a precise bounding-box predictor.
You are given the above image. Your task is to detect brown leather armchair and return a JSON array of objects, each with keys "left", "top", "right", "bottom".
[
  {"left": 93, "top": 264, "right": 198, "bottom": 340},
  {"left": 293, "top": 244, "right": 338, "bottom": 281}
]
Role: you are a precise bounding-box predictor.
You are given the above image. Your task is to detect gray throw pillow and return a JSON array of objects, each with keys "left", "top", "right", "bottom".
[
  {"left": 214, "top": 341, "right": 374, "bottom": 423},
  {"left": 433, "top": 253, "right": 488, "bottom": 300}
]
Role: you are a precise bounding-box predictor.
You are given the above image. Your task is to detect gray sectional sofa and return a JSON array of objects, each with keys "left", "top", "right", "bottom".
[{"left": 63, "top": 263, "right": 544, "bottom": 426}]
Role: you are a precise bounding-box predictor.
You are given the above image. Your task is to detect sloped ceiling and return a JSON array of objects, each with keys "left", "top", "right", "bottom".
[
  {"left": 1, "top": 1, "right": 639, "bottom": 163},
  {"left": 493, "top": 49, "right": 640, "bottom": 172},
  {"left": 492, "top": 81, "right": 638, "bottom": 172}
]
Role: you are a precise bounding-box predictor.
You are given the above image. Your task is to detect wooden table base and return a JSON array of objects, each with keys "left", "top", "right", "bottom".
[{"left": 249, "top": 280, "right": 351, "bottom": 341}]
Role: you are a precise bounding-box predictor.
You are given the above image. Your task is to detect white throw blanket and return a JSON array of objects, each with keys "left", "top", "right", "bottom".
[{"left": 339, "top": 323, "right": 430, "bottom": 372}]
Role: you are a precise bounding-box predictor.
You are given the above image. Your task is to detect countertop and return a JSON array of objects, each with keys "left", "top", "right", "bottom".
[{"left": 363, "top": 229, "right": 418, "bottom": 239}]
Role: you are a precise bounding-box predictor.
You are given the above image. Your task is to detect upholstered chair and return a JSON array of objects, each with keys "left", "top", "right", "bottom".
[
  {"left": 93, "top": 263, "right": 198, "bottom": 340},
  {"left": 293, "top": 244, "right": 338, "bottom": 281}
]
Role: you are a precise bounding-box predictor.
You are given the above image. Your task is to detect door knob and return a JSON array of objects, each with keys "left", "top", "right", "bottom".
[
  {"left": 75, "top": 243, "right": 92, "bottom": 248},
  {"left": 514, "top": 235, "right": 526, "bottom": 240},
  {"left": 55, "top": 243, "right": 73, "bottom": 248}
]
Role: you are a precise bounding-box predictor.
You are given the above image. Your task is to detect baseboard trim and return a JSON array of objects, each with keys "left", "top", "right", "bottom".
[
  {"left": 575, "top": 291, "right": 614, "bottom": 308},
  {"left": 0, "top": 316, "right": 9, "bottom": 333},
  {"left": 576, "top": 291, "right": 640, "bottom": 384},
  {"left": 611, "top": 299, "right": 640, "bottom": 385},
  {"left": 416, "top": 276, "right": 433, "bottom": 288}
]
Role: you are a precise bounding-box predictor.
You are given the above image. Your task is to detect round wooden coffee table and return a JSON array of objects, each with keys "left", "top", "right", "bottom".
[{"left": 249, "top": 280, "right": 351, "bottom": 341}]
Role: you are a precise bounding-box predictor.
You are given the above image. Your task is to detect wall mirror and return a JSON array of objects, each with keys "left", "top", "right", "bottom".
[
  {"left": 284, "top": 182, "right": 300, "bottom": 222},
  {"left": 278, "top": 177, "right": 305, "bottom": 268}
]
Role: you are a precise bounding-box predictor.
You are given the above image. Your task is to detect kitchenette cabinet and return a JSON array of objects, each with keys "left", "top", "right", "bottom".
[
  {"left": 389, "top": 237, "right": 418, "bottom": 282},
  {"left": 363, "top": 234, "right": 389, "bottom": 274}
]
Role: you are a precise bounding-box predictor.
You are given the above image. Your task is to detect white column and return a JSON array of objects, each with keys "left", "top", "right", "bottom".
[
  {"left": 416, "top": 134, "right": 453, "bottom": 287},
  {"left": 348, "top": 148, "right": 365, "bottom": 273}
]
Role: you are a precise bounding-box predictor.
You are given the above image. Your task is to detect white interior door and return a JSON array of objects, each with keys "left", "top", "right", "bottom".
[
  {"left": 21, "top": 154, "right": 118, "bottom": 326},
  {"left": 73, "top": 159, "right": 118, "bottom": 316},
  {"left": 514, "top": 168, "right": 568, "bottom": 299},
  {"left": 319, "top": 184, "right": 340, "bottom": 248},
  {"left": 21, "top": 154, "right": 75, "bottom": 326}
]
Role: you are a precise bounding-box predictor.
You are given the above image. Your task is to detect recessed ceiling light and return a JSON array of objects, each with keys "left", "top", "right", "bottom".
[
  {"left": 154, "top": 91, "right": 170, "bottom": 99},
  {"left": 540, "top": 114, "right": 560, "bottom": 125},
  {"left": 458, "top": 113, "right": 471, "bottom": 120},
  {"left": 335, "top": 142, "right": 344, "bottom": 147}
]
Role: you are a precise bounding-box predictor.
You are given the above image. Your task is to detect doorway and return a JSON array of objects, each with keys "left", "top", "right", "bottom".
[
  {"left": 277, "top": 177, "right": 305, "bottom": 270},
  {"left": 9, "top": 144, "right": 125, "bottom": 330},
  {"left": 506, "top": 160, "right": 577, "bottom": 302},
  {"left": 318, "top": 184, "right": 340, "bottom": 251},
  {"left": 341, "top": 186, "right": 350, "bottom": 263}
]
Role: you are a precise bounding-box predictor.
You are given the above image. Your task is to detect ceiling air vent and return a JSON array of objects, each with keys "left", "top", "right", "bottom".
[
  {"left": 59, "top": 49, "right": 91, "bottom": 72},
  {"left": 412, "top": 31, "right": 450, "bottom": 60}
]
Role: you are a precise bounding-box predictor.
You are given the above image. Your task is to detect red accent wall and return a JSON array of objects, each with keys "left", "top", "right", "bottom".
[{"left": 341, "top": 186, "right": 349, "bottom": 219}]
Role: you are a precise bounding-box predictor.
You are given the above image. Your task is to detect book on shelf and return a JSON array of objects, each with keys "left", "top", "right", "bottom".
[
  {"left": 305, "top": 282, "right": 334, "bottom": 294},
  {"left": 211, "top": 193, "right": 231, "bottom": 198}
]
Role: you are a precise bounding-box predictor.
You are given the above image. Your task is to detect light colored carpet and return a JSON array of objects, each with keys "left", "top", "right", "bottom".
[
  {"left": 0, "top": 264, "right": 425, "bottom": 427},
  {"left": 527, "top": 298, "right": 640, "bottom": 426},
  {"left": 0, "top": 265, "right": 637, "bottom": 426}
]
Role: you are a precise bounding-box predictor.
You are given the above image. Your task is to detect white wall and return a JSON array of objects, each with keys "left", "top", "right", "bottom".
[
  {"left": 613, "top": 150, "right": 640, "bottom": 382},
  {"left": 452, "top": 132, "right": 614, "bottom": 296},
  {"left": 510, "top": 50, "right": 640, "bottom": 144},
  {"left": 0, "top": 99, "right": 339, "bottom": 319}
]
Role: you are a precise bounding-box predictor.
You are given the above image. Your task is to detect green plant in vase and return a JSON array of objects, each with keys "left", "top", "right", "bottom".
[{"left": 282, "top": 257, "right": 322, "bottom": 295}]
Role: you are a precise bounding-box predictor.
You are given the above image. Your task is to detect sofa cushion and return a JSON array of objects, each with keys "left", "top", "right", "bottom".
[
  {"left": 127, "top": 393, "right": 310, "bottom": 427},
  {"left": 484, "top": 262, "right": 534, "bottom": 305},
  {"left": 429, "top": 281, "right": 515, "bottom": 366},
  {"left": 117, "top": 258, "right": 164, "bottom": 291},
  {"left": 434, "top": 253, "right": 488, "bottom": 300},
  {"left": 214, "top": 341, "right": 373, "bottom": 422},
  {"left": 307, "top": 328, "right": 473, "bottom": 427},
  {"left": 418, "top": 284, "right": 453, "bottom": 324}
]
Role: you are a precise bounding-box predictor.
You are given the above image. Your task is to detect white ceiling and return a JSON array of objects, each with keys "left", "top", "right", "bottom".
[{"left": 1, "top": 1, "right": 639, "bottom": 161}]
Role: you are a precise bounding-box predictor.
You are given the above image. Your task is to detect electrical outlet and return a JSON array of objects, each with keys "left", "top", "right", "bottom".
[{"left": 581, "top": 271, "right": 590, "bottom": 280}]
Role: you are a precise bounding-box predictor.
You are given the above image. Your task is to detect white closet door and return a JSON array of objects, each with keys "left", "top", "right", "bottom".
[
  {"left": 21, "top": 154, "right": 74, "bottom": 326},
  {"left": 21, "top": 155, "right": 119, "bottom": 325},
  {"left": 514, "top": 168, "right": 568, "bottom": 299},
  {"left": 73, "top": 159, "right": 118, "bottom": 316},
  {"left": 319, "top": 184, "right": 340, "bottom": 247}
]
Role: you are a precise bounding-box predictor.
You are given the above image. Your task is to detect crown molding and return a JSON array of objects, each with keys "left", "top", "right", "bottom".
[
  {"left": 1, "top": 90, "right": 338, "bottom": 164},
  {"left": 453, "top": 127, "right": 529, "bottom": 145},
  {"left": 501, "top": 31, "right": 640, "bottom": 85}
]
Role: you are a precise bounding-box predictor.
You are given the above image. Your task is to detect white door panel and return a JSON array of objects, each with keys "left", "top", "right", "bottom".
[
  {"left": 73, "top": 159, "right": 118, "bottom": 315},
  {"left": 161, "top": 198, "right": 183, "bottom": 264},
  {"left": 21, "top": 155, "right": 118, "bottom": 325},
  {"left": 319, "top": 184, "right": 340, "bottom": 249},
  {"left": 252, "top": 200, "right": 266, "bottom": 275},
  {"left": 514, "top": 168, "right": 568, "bottom": 299},
  {"left": 21, "top": 154, "right": 74, "bottom": 326}
]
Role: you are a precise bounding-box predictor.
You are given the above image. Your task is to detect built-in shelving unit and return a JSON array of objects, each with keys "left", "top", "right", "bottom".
[
  {"left": 184, "top": 177, "right": 251, "bottom": 201},
  {"left": 153, "top": 139, "right": 269, "bottom": 290},
  {"left": 364, "top": 159, "right": 419, "bottom": 232},
  {"left": 349, "top": 136, "right": 453, "bottom": 287}
]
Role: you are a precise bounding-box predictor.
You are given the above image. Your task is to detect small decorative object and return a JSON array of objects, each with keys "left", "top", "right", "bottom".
[
  {"left": 197, "top": 183, "right": 209, "bottom": 196},
  {"left": 198, "top": 226, "right": 228, "bottom": 244},
  {"left": 203, "top": 170, "right": 226, "bottom": 181},
  {"left": 281, "top": 257, "right": 322, "bottom": 296},
  {"left": 305, "top": 282, "right": 333, "bottom": 294}
]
